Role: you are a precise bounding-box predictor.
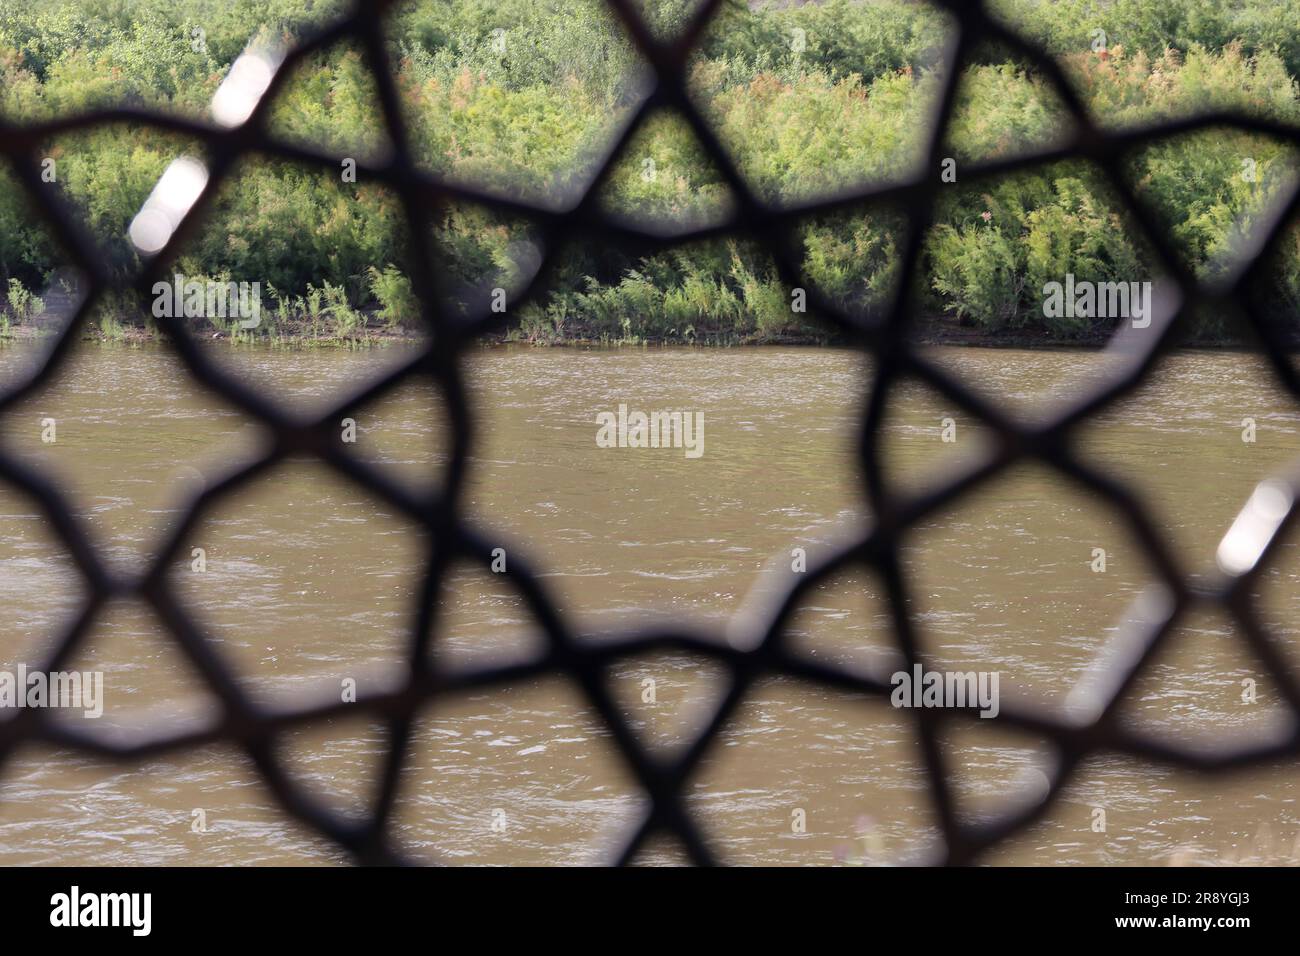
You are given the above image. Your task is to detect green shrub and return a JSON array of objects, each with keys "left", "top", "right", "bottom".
[
  {"left": 368, "top": 264, "right": 417, "bottom": 328},
  {"left": 1, "top": 0, "right": 1298, "bottom": 341},
  {"left": 6, "top": 277, "right": 43, "bottom": 321}
]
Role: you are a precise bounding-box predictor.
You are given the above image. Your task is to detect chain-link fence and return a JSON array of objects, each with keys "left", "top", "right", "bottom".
[{"left": 1, "top": 0, "right": 1299, "bottom": 865}]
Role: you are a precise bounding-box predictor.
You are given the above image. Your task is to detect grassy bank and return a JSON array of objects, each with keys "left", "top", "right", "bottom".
[
  {"left": 2, "top": 0, "right": 1298, "bottom": 344},
  {"left": 0, "top": 309, "right": 1273, "bottom": 350}
]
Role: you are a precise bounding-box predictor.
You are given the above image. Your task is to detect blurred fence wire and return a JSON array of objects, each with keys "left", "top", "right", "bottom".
[{"left": 1, "top": 0, "right": 1300, "bottom": 864}]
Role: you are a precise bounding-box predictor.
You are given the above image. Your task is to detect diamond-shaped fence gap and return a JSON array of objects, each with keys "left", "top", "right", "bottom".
[
  {"left": 780, "top": 566, "right": 902, "bottom": 682},
  {"left": 0, "top": 742, "right": 349, "bottom": 865},
  {"left": 979, "top": 752, "right": 1300, "bottom": 866},
  {"left": 593, "top": 109, "right": 739, "bottom": 238},
  {"left": 604, "top": 649, "right": 731, "bottom": 759},
  {"left": 786, "top": 199, "right": 909, "bottom": 329},
  {"left": 46, "top": 596, "right": 224, "bottom": 745},
  {"left": 385, "top": 0, "right": 655, "bottom": 211},
  {"left": 1074, "top": 349, "right": 1300, "bottom": 568},
  {"left": 901, "top": 462, "right": 1164, "bottom": 714},
  {"left": 683, "top": 679, "right": 945, "bottom": 865},
  {"left": 1118, "top": 126, "right": 1300, "bottom": 291},
  {"left": 345, "top": 373, "right": 450, "bottom": 499},
  {"left": 275, "top": 713, "right": 391, "bottom": 826},
  {"left": 875, "top": 373, "right": 999, "bottom": 501},
  {"left": 938, "top": 719, "right": 1059, "bottom": 831},
  {"left": 391, "top": 676, "right": 647, "bottom": 865},
  {"left": 940, "top": 37, "right": 1078, "bottom": 167},
  {"left": 0, "top": 336, "right": 268, "bottom": 576},
  {"left": 687, "top": 0, "right": 957, "bottom": 209},
  {"left": 264, "top": 38, "right": 395, "bottom": 165},
  {"left": 1108, "top": 605, "right": 1296, "bottom": 755},
  {"left": 0, "top": 483, "right": 89, "bottom": 670},
  {"left": 426, "top": 558, "right": 549, "bottom": 676},
  {"left": 459, "top": 343, "right": 867, "bottom": 639},
  {"left": 168, "top": 459, "right": 426, "bottom": 708}
]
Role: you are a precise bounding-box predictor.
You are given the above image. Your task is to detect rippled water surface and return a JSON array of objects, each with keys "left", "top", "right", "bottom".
[{"left": 1, "top": 342, "right": 1299, "bottom": 865}]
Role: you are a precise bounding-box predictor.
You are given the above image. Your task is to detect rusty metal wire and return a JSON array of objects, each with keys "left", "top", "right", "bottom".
[{"left": 1, "top": 0, "right": 1299, "bottom": 866}]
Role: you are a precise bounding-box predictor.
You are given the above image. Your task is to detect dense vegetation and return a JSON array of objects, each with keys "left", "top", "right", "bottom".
[{"left": 0, "top": 0, "right": 1297, "bottom": 343}]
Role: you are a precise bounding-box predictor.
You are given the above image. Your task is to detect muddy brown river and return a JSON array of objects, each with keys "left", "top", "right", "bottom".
[{"left": 0, "top": 341, "right": 1298, "bottom": 865}]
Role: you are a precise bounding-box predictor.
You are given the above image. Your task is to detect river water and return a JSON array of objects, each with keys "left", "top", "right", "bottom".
[{"left": 0, "top": 341, "right": 1298, "bottom": 865}]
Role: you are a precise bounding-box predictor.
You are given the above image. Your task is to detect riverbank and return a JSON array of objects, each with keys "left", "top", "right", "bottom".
[
  {"left": 0, "top": 314, "right": 423, "bottom": 349},
  {"left": 0, "top": 311, "right": 1277, "bottom": 349}
]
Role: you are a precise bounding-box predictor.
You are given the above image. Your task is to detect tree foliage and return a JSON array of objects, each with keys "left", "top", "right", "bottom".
[{"left": 0, "top": 0, "right": 1297, "bottom": 340}]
